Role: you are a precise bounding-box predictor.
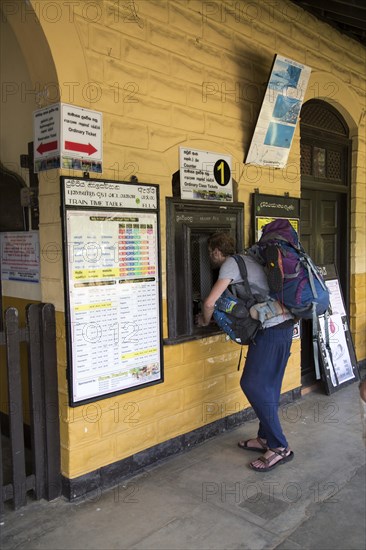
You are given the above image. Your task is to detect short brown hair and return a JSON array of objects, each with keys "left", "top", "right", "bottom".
[{"left": 207, "top": 232, "right": 236, "bottom": 257}]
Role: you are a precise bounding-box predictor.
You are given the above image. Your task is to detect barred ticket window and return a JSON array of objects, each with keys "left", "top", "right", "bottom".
[{"left": 165, "top": 198, "right": 244, "bottom": 344}]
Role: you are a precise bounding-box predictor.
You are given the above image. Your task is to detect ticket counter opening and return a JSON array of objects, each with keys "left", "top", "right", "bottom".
[{"left": 165, "top": 198, "right": 244, "bottom": 344}]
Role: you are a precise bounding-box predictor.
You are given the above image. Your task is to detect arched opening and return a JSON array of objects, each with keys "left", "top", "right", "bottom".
[
  {"left": 299, "top": 99, "right": 351, "bottom": 384},
  {"left": 0, "top": 5, "right": 61, "bottom": 498}
]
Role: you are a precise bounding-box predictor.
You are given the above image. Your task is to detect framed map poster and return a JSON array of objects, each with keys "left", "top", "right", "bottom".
[
  {"left": 61, "top": 177, "right": 163, "bottom": 406},
  {"left": 245, "top": 54, "right": 311, "bottom": 168}
]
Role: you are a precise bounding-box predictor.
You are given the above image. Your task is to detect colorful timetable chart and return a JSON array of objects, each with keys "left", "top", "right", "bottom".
[
  {"left": 67, "top": 214, "right": 157, "bottom": 282},
  {"left": 61, "top": 178, "right": 162, "bottom": 405},
  {"left": 66, "top": 210, "right": 160, "bottom": 401}
]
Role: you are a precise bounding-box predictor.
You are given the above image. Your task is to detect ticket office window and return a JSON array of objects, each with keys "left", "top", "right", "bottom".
[{"left": 165, "top": 198, "right": 244, "bottom": 344}]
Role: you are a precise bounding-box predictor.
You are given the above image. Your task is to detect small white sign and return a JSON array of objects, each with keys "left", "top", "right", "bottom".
[
  {"left": 179, "top": 147, "right": 233, "bottom": 201},
  {"left": 326, "top": 278, "right": 346, "bottom": 317},
  {"left": 33, "top": 103, "right": 103, "bottom": 173},
  {"left": 0, "top": 231, "right": 40, "bottom": 283},
  {"left": 319, "top": 314, "right": 355, "bottom": 386},
  {"left": 33, "top": 104, "right": 60, "bottom": 171},
  {"left": 61, "top": 104, "right": 102, "bottom": 172}
]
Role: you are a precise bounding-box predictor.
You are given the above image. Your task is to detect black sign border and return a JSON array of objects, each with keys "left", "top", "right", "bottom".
[{"left": 252, "top": 192, "right": 300, "bottom": 240}]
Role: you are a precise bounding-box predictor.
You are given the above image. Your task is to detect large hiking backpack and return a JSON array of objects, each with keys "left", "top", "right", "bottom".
[
  {"left": 252, "top": 218, "right": 330, "bottom": 320},
  {"left": 249, "top": 218, "right": 331, "bottom": 380},
  {"left": 213, "top": 255, "right": 280, "bottom": 345}
]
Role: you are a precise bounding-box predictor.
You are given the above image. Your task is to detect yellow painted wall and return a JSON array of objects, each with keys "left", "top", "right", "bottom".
[
  {"left": 2, "top": 0, "right": 365, "bottom": 479},
  {"left": 0, "top": 13, "right": 35, "bottom": 179}
]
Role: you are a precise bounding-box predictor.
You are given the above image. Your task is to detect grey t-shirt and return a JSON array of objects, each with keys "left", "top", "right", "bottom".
[{"left": 218, "top": 254, "right": 293, "bottom": 328}]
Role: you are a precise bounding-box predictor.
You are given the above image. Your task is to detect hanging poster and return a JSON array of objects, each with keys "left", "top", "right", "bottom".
[
  {"left": 245, "top": 54, "right": 311, "bottom": 168},
  {"left": 317, "top": 264, "right": 359, "bottom": 395},
  {"left": 61, "top": 177, "right": 163, "bottom": 406},
  {"left": 252, "top": 193, "right": 301, "bottom": 339}
]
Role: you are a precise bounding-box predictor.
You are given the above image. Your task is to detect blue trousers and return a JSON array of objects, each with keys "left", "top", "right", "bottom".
[{"left": 240, "top": 324, "right": 293, "bottom": 449}]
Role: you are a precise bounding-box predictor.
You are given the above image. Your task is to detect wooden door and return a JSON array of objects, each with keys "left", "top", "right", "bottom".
[
  {"left": 300, "top": 189, "right": 348, "bottom": 287},
  {"left": 299, "top": 100, "right": 350, "bottom": 383},
  {"left": 300, "top": 190, "right": 348, "bottom": 379}
]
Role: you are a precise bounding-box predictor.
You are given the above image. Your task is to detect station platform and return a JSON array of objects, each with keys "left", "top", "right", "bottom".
[{"left": 1, "top": 380, "right": 365, "bottom": 550}]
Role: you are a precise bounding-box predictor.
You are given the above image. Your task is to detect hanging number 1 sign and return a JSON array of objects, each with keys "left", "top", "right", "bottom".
[
  {"left": 214, "top": 159, "right": 231, "bottom": 187},
  {"left": 179, "top": 147, "right": 233, "bottom": 202}
]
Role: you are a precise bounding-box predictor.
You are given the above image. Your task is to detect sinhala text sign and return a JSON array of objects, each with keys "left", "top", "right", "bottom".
[
  {"left": 61, "top": 177, "right": 163, "bottom": 406},
  {"left": 34, "top": 103, "right": 102, "bottom": 173},
  {"left": 252, "top": 193, "right": 300, "bottom": 240},
  {"left": 0, "top": 231, "right": 40, "bottom": 283},
  {"left": 179, "top": 147, "right": 233, "bottom": 201}
]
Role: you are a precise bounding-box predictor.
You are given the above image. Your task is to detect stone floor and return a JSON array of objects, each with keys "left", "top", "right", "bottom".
[{"left": 1, "top": 382, "right": 365, "bottom": 550}]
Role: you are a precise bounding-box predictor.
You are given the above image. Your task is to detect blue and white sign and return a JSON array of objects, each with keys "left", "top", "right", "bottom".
[{"left": 245, "top": 55, "right": 311, "bottom": 169}]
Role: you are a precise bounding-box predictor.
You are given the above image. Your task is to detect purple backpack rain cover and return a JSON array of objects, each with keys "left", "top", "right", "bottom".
[{"left": 257, "top": 219, "right": 330, "bottom": 319}]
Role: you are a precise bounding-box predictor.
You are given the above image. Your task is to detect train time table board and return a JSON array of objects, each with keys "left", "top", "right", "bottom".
[{"left": 61, "top": 177, "right": 163, "bottom": 405}]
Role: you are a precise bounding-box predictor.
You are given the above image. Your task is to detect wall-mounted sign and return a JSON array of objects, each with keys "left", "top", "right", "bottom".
[
  {"left": 252, "top": 193, "right": 300, "bottom": 239},
  {"left": 64, "top": 179, "right": 157, "bottom": 209},
  {"left": 252, "top": 193, "right": 301, "bottom": 339},
  {"left": 0, "top": 231, "right": 40, "bottom": 283},
  {"left": 34, "top": 103, "right": 102, "bottom": 173},
  {"left": 61, "top": 177, "right": 163, "bottom": 406},
  {"left": 179, "top": 147, "right": 233, "bottom": 201},
  {"left": 252, "top": 193, "right": 300, "bottom": 220},
  {"left": 245, "top": 55, "right": 311, "bottom": 168},
  {"left": 33, "top": 104, "right": 60, "bottom": 171}
]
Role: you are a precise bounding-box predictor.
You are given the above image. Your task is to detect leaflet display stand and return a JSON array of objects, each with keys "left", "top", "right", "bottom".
[{"left": 317, "top": 264, "right": 359, "bottom": 395}]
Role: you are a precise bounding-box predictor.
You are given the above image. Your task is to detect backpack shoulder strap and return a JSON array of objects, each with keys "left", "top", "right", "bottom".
[
  {"left": 232, "top": 254, "right": 253, "bottom": 297},
  {"left": 232, "top": 254, "right": 286, "bottom": 324}
]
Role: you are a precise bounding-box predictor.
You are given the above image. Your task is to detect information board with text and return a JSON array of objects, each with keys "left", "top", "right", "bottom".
[
  {"left": 179, "top": 147, "right": 233, "bottom": 201},
  {"left": 61, "top": 177, "right": 163, "bottom": 405}
]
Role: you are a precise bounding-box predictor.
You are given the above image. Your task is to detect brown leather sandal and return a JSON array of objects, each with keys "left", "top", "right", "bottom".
[
  {"left": 250, "top": 447, "right": 294, "bottom": 471},
  {"left": 238, "top": 437, "right": 268, "bottom": 452}
]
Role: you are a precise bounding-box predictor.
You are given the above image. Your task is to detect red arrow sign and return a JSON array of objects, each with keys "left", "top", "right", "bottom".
[
  {"left": 65, "top": 141, "right": 97, "bottom": 156},
  {"left": 37, "top": 141, "right": 58, "bottom": 155}
]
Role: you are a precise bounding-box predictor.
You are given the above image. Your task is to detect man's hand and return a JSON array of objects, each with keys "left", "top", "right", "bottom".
[
  {"left": 196, "top": 313, "right": 209, "bottom": 327},
  {"left": 199, "top": 278, "right": 231, "bottom": 328}
]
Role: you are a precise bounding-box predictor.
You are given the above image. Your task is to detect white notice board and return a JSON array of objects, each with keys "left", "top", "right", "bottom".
[
  {"left": 0, "top": 231, "right": 40, "bottom": 283},
  {"left": 61, "top": 177, "right": 163, "bottom": 405}
]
